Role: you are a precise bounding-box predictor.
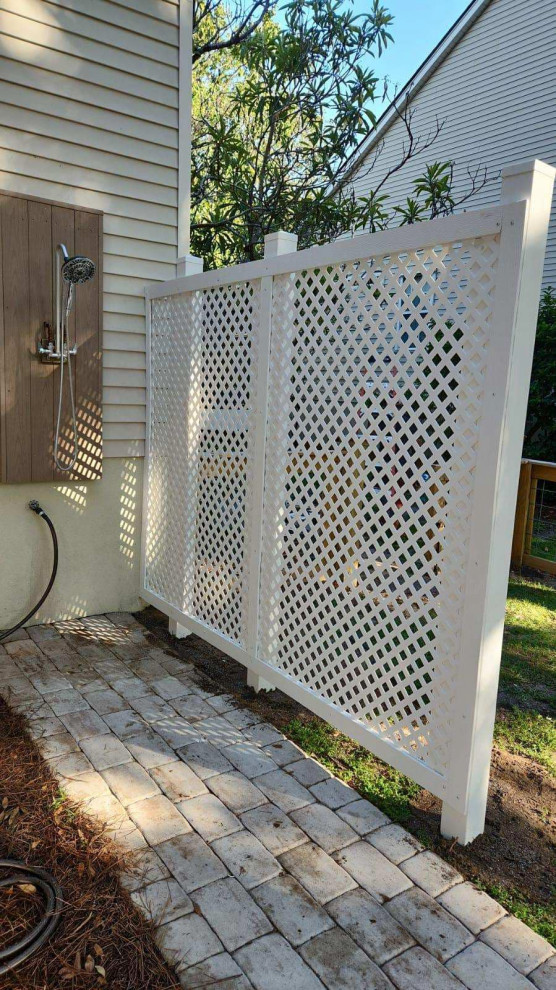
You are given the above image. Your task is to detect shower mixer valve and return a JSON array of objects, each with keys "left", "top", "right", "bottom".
[{"left": 38, "top": 322, "right": 77, "bottom": 363}]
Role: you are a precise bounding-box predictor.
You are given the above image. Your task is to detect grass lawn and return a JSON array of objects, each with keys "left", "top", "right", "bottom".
[{"left": 286, "top": 575, "right": 556, "bottom": 945}]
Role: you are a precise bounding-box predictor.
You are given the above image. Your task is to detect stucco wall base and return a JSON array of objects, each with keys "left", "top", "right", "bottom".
[{"left": 0, "top": 457, "right": 144, "bottom": 629}]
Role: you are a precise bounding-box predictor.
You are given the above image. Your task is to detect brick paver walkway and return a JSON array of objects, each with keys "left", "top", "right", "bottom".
[{"left": 1, "top": 613, "right": 554, "bottom": 989}]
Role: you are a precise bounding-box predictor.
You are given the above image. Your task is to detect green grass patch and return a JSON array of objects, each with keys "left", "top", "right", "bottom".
[
  {"left": 494, "top": 709, "right": 556, "bottom": 776},
  {"left": 500, "top": 578, "right": 556, "bottom": 705},
  {"left": 475, "top": 881, "right": 556, "bottom": 946},
  {"left": 284, "top": 717, "right": 420, "bottom": 822}
]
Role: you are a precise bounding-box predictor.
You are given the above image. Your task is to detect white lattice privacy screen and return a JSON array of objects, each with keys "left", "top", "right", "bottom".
[{"left": 142, "top": 162, "right": 554, "bottom": 842}]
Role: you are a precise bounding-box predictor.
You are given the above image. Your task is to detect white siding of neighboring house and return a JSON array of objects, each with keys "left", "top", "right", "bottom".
[
  {"left": 0, "top": 0, "right": 180, "bottom": 456},
  {"left": 341, "top": 0, "right": 556, "bottom": 287}
]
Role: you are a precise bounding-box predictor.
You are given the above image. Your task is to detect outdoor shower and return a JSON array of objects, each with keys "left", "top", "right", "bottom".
[{"left": 38, "top": 244, "right": 96, "bottom": 472}]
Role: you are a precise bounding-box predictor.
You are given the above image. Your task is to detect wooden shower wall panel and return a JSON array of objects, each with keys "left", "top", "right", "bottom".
[{"left": 0, "top": 192, "right": 102, "bottom": 484}]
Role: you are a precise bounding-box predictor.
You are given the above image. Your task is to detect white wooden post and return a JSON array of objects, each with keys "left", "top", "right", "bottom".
[
  {"left": 246, "top": 231, "right": 298, "bottom": 693},
  {"left": 169, "top": 252, "right": 203, "bottom": 640},
  {"left": 441, "top": 160, "right": 555, "bottom": 843}
]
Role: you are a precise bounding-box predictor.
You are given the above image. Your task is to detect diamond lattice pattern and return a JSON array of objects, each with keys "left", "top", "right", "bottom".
[
  {"left": 258, "top": 237, "right": 500, "bottom": 772},
  {"left": 145, "top": 282, "right": 259, "bottom": 647}
]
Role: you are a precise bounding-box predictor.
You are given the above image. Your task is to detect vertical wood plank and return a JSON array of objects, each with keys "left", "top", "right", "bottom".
[
  {"left": 51, "top": 205, "right": 75, "bottom": 482},
  {"left": 29, "top": 200, "right": 54, "bottom": 482},
  {"left": 524, "top": 477, "right": 538, "bottom": 556},
  {"left": 74, "top": 209, "right": 102, "bottom": 480},
  {"left": 1, "top": 194, "right": 31, "bottom": 482},
  {"left": 510, "top": 459, "right": 531, "bottom": 568}
]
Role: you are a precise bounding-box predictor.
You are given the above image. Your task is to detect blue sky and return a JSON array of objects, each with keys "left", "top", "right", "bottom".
[{"left": 352, "top": 0, "right": 471, "bottom": 112}]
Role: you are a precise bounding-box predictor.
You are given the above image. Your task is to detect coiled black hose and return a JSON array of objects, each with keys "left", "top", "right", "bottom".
[
  {"left": 0, "top": 502, "right": 58, "bottom": 644},
  {"left": 0, "top": 861, "right": 63, "bottom": 973}
]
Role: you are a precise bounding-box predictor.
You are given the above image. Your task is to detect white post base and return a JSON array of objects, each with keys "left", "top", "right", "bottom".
[
  {"left": 247, "top": 668, "right": 275, "bottom": 693},
  {"left": 440, "top": 800, "right": 485, "bottom": 846},
  {"left": 168, "top": 618, "right": 192, "bottom": 640}
]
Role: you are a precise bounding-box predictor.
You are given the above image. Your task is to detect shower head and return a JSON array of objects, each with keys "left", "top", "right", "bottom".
[{"left": 61, "top": 254, "right": 96, "bottom": 284}]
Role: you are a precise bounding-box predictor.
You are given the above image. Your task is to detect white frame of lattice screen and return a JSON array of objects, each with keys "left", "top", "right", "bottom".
[{"left": 141, "top": 160, "right": 554, "bottom": 843}]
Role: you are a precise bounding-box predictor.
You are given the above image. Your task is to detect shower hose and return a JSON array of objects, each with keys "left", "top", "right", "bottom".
[
  {"left": 0, "top": 502, "right": 58, "bottom": 644},
  {"left": 0, "top": 862, "right": 63, "bottom": 974}
]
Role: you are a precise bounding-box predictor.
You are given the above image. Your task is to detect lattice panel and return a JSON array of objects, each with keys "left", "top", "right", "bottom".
[
  {"left": 145, "top": 282, "right": 259, "bottom": 646},
  {"left": 258, "top": 236, "right": 500, "bottom": 772}
]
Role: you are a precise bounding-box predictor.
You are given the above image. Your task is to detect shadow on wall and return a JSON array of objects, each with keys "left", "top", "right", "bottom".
[{"left": 0, "top": 458, "right": 144, "bottom": 628}]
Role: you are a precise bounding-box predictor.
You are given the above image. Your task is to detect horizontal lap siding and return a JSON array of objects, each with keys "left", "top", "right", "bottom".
[
  {"left": 345, "top": 0, "right": 556, "bottom": 288},
  {"left": 0, "top": 0, "right": 180, "bottom": 457}
]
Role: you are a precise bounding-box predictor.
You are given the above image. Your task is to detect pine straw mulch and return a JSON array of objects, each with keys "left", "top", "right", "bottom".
[{"left": 0, "top": 700, "right": 180, "bottom": 990}]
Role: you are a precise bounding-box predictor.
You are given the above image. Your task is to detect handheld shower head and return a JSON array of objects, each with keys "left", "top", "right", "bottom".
[{"left": 61, "top": 254, "right": 96, "bottom": 284}]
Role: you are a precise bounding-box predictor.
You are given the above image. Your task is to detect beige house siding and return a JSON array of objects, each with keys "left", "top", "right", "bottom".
[
  {"left": 0, "top": 0, "right": 180, "bottom": 456},
  {"left": 341, "top": 0, "right": 556, "bottom": 287}
]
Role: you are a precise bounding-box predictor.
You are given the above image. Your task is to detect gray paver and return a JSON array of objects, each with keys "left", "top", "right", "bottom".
[
  {"left": 178, "top": 793, "right": 242, "bottom": 842},
  {"left": 124, "top": 729, "right": 178, "bottom": 770},
  {"left": 387, "top": 887, "right": 474, "bottom": 962},
  {"left": 154, "top": 715, "right": 202, "bottom": 749},
  {"left": 206, "top": 693, "right": 236, "bottom": 714},
  {"left": 131, "top": 879, "right": 193, "bottom": 924},
  {"left": 130, "top": 694, "right": 175, "bottom": 722},
  {"left": 530, "top": 955, "right": 556, "bottom": 990},
  {"left": 327, "top": 888, "right": 415, "bottom": 965},
  {"left": 384, "top": 947, "right": 465, "bottom": 989},
  {"left": 129, "top": 794, "right": 191, "bottom": 844},
  {"left": 83, "top": 687, "right": 126, "bottom": 715},
  {"left": 103, "top": 709, "right": 147, "bottom": 739},
  {"left": 62, "top": 770, "right": 111, "bottom": 804},
  {"left": 156, "top": 833, "right": 229, "bottom": 892},
  {"left": 255, "top": 769, "right": 314, "bottom": 813},
  {"left": 336, "top": 798, "right": 390, "bottom": 835},
  {"left": 241, "top": 803, "right": 308, "bottom": 856},
  {"left": 447, "top": 942, "right": 535, "bottom": 989},
  {"left": 179, "top": 952, "right": 246, "bottom": 989},
  {"left": 198, "top": 716, "right": 245, "bottom": 749},
  {"left": 334, "top": 841, "right": 413, "bottom": 902},
  {"left": 47, "top": 689, "right": 90, "bottom": 715},
  {"left": 438, "top": 881, "right": 506, "bottom": 934},
  {"left": 223, "top": 707, "right": 261, "bottom": 730},
  {"left": 208, "top": 771, "right": 266, "bottom": 813},
  {"left": 300, "top": 927, "right": 395, "bottom": 990},
  {"left": 50, "top": 750, "right": 93, "bottom": 777},
  {"left": 102, "top": 762, "right": 160, "bottom": 806},
  {"left": 285, "top": 758, "right": 330, "bottom": 787},
  {"left": 235, "top": 933, "right": 325, "bottom": 990},
  {"left": 309, "top": 778, "right": 358, "bottom": 810},
  {"left": 151, "top": 675, "right": 191, "bottom": 700},
  {"left": 61, "top": 709, "right": 110, "bottom": 741},
  {"left": 79, "top": 733, "right": 132, "bottom": 771},
  {"left": 212, "top": 830, "right": 282, "bottom": 889},
  {"left": 401, "top": 850, "right": 463, "bottom": 897},
  {"left": 279, "top": 843, "right": 356, "bottom": 904},
  {"left": 367, "top": 823, "right": 424, "bottom": 864},
  {"left": 151, "top": 760, "right": 208, "bottom": 801},
  {"left": 30, "top": 672, "right": 72, "bottom": 694},
  {"left": 109, "top": 676, "right": 151, "bottom": 702},
  {"left": 27, "top": 716, "right": 65, "bottom": 739},
  {"left": 480, "top": 915, "right": 554, "bottom": 975},
  {"left": 192, "top": 877, "right": 272, "bottom": 951},
  {"left": 244, "top": 722, "right": 284, "bottom": 747},
  {"left": 156, "top": 913, "right": 223, "bottom": 969},
  {"left": 291, "top": 803, "right": 357, "bottom": 853},
  {"left": 37, "top": 731, "right": 79, "bottom": 760},
  {"left": 224, "top": 742, "right": 278, "bottom": 779},
  {"left": 262, "top": 738, "right": 305, "bottom": 767},
  {"left": 253, "top": 875, "right": 334, "bottom": 947},
  {"left": 178, "top": 739, "right": 233, "bottom": 779},
  {"left": 120, "top": 848, "right": 171, "bottom": 892},
  {"left": 170, "top": 694, "right": 215, "bottom": 721}
]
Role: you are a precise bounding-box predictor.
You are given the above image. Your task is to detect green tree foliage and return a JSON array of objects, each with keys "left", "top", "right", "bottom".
[{"left": 524, "top": 288, "right": 556, "bottom": 460}]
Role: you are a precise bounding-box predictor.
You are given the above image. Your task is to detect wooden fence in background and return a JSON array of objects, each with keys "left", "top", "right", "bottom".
[{"left": 512, "top": 459, "right": 556, "bottom": 576}]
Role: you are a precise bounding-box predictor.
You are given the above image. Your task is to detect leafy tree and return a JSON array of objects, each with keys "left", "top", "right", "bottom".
[{"left": 523, "top": 288, "right": 556, "bottom": 460}]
